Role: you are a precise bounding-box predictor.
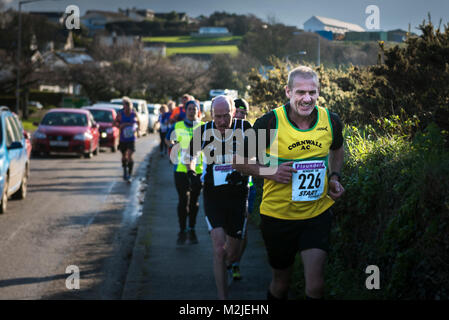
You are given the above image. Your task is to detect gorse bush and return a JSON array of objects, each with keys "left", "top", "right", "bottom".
[{"left": 328, "top": 123, "right": 449, "bottom": 299}]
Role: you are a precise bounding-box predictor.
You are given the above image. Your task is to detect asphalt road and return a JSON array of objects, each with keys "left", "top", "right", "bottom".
[{"left": 0, "top": 134, "right": 158, "bottom": 299}]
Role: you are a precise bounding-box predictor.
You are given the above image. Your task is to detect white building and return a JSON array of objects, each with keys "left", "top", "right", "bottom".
[
  {"left": 192, "top": 27, "right": 231, "bottom": 37},
  {"left": 303, "top": 16, "right": 365, "bottom": 35},
  {"left": 97, "top": 34, "right": 141, "bottom": 47}
]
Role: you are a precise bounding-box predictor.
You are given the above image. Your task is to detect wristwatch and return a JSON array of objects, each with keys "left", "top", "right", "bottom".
[{"left": 328, "top": 171, "right": 341, "bottom": 182}]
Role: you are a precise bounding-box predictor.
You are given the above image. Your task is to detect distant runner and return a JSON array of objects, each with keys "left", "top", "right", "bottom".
[
  {"left": 114, "top": 96, "right": 140, "bottom": 182},
  {"left": 166, "top": 100, "right": 204, "bottom": 245}
]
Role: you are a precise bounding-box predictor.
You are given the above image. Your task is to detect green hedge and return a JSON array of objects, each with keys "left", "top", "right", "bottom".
[
  {"left": 0, "top": 91, "right": 67, "bottom": 110},
  {"left": 322, "top": 122, "right": 449, "bottom": 299}
]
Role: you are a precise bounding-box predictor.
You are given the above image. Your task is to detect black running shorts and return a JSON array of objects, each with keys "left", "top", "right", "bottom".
[
  {"left": 203, "top": 185, "right": 248, "bottom": 239},
  {"left": 260, "top": 209, "right": 333, "bottom": 270},
  {"left": 119, "top": 140, "right": 135, "bottom": 153}
]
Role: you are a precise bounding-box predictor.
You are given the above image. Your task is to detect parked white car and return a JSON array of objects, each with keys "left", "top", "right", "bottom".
[
  {"left": 147, "top": 104, "right": 160, "bottom": 133},
  {"left": 110, "top": 98, "right": 149, "bottom": 137}
]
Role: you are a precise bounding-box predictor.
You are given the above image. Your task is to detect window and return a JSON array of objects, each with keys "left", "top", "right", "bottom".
[
  {"left": 10, "top": 115, "right": 24, "bottom": 140},
  {"left": 5, "top": 116, "right": 19, "bottom": 147}
]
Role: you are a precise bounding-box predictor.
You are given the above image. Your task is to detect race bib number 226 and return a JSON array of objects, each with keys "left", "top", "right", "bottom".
[{"left": 292, "top": 161, "right": 326, "bottom": 201}]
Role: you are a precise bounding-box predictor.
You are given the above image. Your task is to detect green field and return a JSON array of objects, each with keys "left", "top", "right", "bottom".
[
  {"left": 22, "top": 117, "right": 40, "bottom": 132},
  {"left": 143, "top": 35, "right": 242, "bottom": 43},
  {"left": 143, "top": 35, "right": 241, "bottom": 56},
  {"left": 166, "top": 45, "right": 239, "bottom": 56}
]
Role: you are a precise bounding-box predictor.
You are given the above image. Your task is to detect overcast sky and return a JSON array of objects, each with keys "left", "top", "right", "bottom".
[{"left": 2, "top": 0, "right": 449, "bottom": 32}]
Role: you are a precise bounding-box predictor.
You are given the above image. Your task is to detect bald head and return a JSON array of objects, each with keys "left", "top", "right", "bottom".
[
  {"left": 212, "top": 95, "right": 235, "bottom": 134},
  {"left": 212, "top": 95, "right": 234, "bottom": 113}
]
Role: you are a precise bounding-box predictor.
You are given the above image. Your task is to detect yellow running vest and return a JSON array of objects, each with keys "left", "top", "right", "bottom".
[
  {"left": 174, "top": 120, "right": 204, "bottom": 174},
  {"left": 260, "top": 105, "right": 335, "bottom": 220}
]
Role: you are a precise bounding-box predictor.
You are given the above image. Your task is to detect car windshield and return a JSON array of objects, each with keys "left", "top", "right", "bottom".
[
  {"left": 111, "top": 101, "right": 138, "bottom": 108},
  {"left": 41, "top": 112, "right": 88, "bottom": 127},
  {"left": 148, "top": 106, "right": 156, "bottom": 114},
  {"left": 89, "top": 109, "right": 113, "bottom": 123}
]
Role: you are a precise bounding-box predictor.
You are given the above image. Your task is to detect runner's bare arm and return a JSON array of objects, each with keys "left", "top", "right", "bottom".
[
  {"left": 328, "top": 145, "right": 345, "bottom": 200},
  {"left": 328, "top": 145, "right": 344, "bottom": 175},
  {"left": 233, "top": 154, "right": 297, "bottom": 184}
]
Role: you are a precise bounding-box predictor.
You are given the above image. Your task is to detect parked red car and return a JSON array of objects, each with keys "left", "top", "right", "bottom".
[
  {"left": 83, "top": 106, "right": 120, "bottom": 152},
  {"left": 32, "top": 108, "right": 100, "bottom": 158}
]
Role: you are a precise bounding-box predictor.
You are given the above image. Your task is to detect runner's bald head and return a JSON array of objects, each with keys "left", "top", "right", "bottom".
[
  {"left": 211, "top": 95, "right": 235, "bottom": 134},
  {"left": 212, "top": 95, "right": 234, "bottom": 114}
]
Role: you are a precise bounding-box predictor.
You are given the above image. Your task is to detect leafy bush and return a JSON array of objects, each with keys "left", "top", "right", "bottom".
[{"left": 325, "top": 122, "right": 449, "bottom": 299}]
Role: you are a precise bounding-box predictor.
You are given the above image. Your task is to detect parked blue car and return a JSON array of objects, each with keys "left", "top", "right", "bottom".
[{"left": 0, "top": 107, "right": 30, "bottom": 213}]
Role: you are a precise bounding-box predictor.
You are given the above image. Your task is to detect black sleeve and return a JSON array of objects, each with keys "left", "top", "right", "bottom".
[
  {"left": 329, "top": 112, "right": 343, "bottom": 150},
  {"left": 242, "top": 119, "right": 253, "bottom": 131},
  {"left": 253, "top": 111, "right": 276, "bottom": 147}
]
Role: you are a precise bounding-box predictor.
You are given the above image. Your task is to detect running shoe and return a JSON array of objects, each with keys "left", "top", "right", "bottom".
[
  {"left": 176, "top": 231, "right": 187, "bottom": 245},
  {"left": 232, "top": 265, "right": 242, "bottom": 280},
  {"left": 188, "top": 230, "right": 198, "bottom": 244}
]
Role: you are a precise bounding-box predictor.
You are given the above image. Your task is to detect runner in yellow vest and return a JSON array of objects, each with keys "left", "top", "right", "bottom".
[
  {"left": 233, "top": 66, "right": 345, "bottom": 300},
  {"left": 166, "top": 100, "right": 204, "bottom": 245}
]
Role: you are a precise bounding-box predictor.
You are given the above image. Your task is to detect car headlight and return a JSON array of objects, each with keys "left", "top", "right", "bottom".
[
  {"left": 101, "top": 132, "right": 108, "bottom": 138},
  {"left": 73, "top": 132, "right": 93, "bottom": 141},
  {"left": 33, "top": 131, "right": 46, "bottom": 139}
]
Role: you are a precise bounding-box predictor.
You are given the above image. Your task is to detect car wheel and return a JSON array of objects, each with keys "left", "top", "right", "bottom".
[
  {"left": 13, "top": 165, "right": 28, "bottom": 200},
  {"left": 0, "top": 175, "right": 8, "bottom": 214}
]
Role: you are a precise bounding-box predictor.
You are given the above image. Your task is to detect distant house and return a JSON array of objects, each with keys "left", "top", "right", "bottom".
[
  {"left": 118, "top": 8, "right": 155, "bottom": 21},
  {"left": 154, "top": 12, "right": 189, "bottom": 22},
  {"left": 191, "top": 27, "right": 232, "bottom": 37},
  {"left": 345, "top": 31, "right": 388, "bottom": 42},
  {"left": 29, "top": 11, "right": 66, "bottom": 25},
  {"left": 35, "top": 50, "right": 95, "bottom": 95},
  {"left": 344, "top": 29, "right": 409, "bottom": 42},
  {"left": 81, "top": 10, "right": 130, "bottom": 35},
  {"left": 304, "top": 16, "right": 365, "bottom": 35},
  {"left": 387, "top": 29, "right": 409, "bottom": 42},
  {"left": 143, "top": 42, "right": 166, "bottom": 57},
  {"left": 96, "top": 33, "right": 142, "bottom": 47}
]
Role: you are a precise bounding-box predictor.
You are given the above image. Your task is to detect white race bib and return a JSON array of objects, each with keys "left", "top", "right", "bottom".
[
  {"left": 292, "top": 160, "right": 326, "bottom": 201},
  {"left": 213, "top": 164, "right": 234, "bottom": 186},
  {"left": 123, "top": 125, "right": 135, "bottom": 138}
]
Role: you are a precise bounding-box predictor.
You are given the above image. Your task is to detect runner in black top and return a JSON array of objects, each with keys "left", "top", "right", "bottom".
[{"left": 187, "top": 95, "right": 252, "bottom": 300}]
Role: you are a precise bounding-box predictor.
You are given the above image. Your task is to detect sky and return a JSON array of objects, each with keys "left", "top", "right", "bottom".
[{"left": 2, "top": 0, "right": 449, "bottom": 33}]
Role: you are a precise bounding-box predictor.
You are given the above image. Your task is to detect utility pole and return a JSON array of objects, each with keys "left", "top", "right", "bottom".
[{"left": 15, "top": 1, "right": 24, "bottom": 114}]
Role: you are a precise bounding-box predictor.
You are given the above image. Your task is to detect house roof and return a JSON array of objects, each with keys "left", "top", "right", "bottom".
[
  {"left": 55, "top": 51, "right": 93, "bottom": 64},
  {"left": 308, "top": 16, "right": 365, "bottom": 32},
  {"left": 83, "top": 10, "right": 129, "bottom": 20},
  {"left": 41, "top": 51, "right": 94, "bottom": 66}
]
